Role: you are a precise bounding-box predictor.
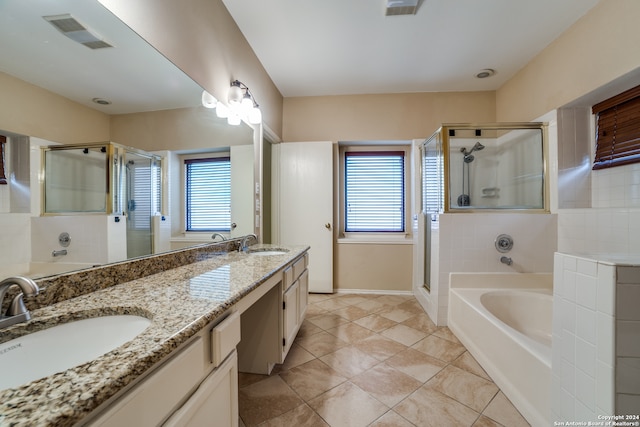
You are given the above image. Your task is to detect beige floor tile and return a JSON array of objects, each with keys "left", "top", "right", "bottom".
[
  {"left": 279, "top": 343, "right": 316, "bottom": 371},
  {"left": 279, "top": 359, "right": 347, "bottom": 401},
  {"left": 353, "top": 314, "right": 397, "bottom": 332},
  {"left": 401, "top": 313, "right": 438, "bottom": 334},
  {"left": 353, "top": 334, "right": 408, "bottom": 361},
  {"left": 297, "top": 319, "right": 324, "bottom": 338},
  {"left": 433, "top": 326, "right": 462, "bottom": 344},
  {"left": 308, "top": 293, "right": 339, "bottom": 303},
  {"left": 369, "top": 410, "right": 416, "bottom": 427},
  {"left": 375, "top": 294, "right": 411, "bottom": 306},
  {"left": 295, "top": 330, "right": 349, "bottom": 357},
  {"left": 385, "top": 348, "right": 446, "bottom": 383},
  {"left": 305, "top": 304, "right": 330, "bottom": 317},
  {"left": 378, "top": 306, "right": 418, "bottom": 323},
  {"left": 319, "top": 345, "right": 380, "bottom": 378},
  {"left": 351, "top": 363, "right": 422, "bottom": 407},
  {"left": 238, "top": 372, "right": 269, "bottom": 388},
  {"left": 394, "top": 386, "right": 480, "bottom": 427},
  {"left": 260, "top": 403, "right": 330, "bottom": 427},
  {"left": 412, "top": 334, "right": 466, "bottom": 362},
  {"left": 473, "top": 415, "right": 505, "bottom": 427},
  {"left": 307, "top": 313, "right": 350, "bottom": 330},
  {"left": 380, "top": 323, "right": 427, "bottom": 346},
  {"left": 334, "top": 294, "right": 372, "bottom": 306},
  {"left": 354, "top": 298, "right": 391, "bottom": 313},
  {"left": 326, "top": 322, "right": 375, "bottom": 343},
  {"left": 308, "top": 382, "right": 389, "bottom": 427},
  {"left": 452, "top": 351, "right": 492, "bottom": 381},
  {"left": 395, "top": 299, "right": 426, "bottom": 315},
  {"left": 314, "top": 297, "right": 350, "bottom": 311},
  {"left": 238, "top": 375, "right": 304, "bottom": 426},
  {"left": 331, "top": 304, "right": 370, "bottom": 321},
  {"left": 482, "top": 392, "right": 530, "bottom": 427},
  {"left": 426, "top": 365, "right": 499, "bottom": 412}
]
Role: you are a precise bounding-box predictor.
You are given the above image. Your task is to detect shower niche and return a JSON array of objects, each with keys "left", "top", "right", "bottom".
[{"left": 422, "top": 123, "right": 548, "bottom": 212}]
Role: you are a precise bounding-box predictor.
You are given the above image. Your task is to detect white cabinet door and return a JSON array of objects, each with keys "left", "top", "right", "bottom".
[
  {"left": 283, "top": 281, "right": 299, "bottom": 355},
  {"left": 275, "top": 141, "right": 333, "bottom": 293}
]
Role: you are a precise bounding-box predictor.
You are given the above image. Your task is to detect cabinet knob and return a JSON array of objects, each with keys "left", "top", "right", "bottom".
[{"left": 325, "top": 223, "right": 331, "bottom": 229}]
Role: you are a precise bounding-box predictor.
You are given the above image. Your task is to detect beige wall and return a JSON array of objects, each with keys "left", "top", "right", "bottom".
[
  {"left": 99, "top": 0, "right": 283, "bottom": 138},
  {"left": 110, "top": 107, "right": 253, "bottom": 152},
  {"left": 0, "top": 72, "right": 110, "bottom": 143},
  {"left": 497, "top": 0, "right": 640, "bottom": 121},
  {"left": 283, "top": 91, "right": 495, "bottom": 293},
  {"left": 283, "top": 91, "right": 496, "bottom": 141}
]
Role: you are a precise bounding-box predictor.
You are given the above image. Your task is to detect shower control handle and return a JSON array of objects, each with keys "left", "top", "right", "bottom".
[{"left": 495, "top": 234, "right": 513, "bottom": 253}]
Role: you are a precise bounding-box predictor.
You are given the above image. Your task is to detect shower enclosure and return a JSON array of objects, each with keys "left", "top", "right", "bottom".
[
  {"left": 422, "top": 123, "right": 548, "bottom": 213},
  {"left": 42, "top": 142, "right": 162, "bottom": 258}
]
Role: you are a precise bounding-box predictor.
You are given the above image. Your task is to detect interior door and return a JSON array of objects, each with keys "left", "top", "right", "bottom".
[
  {"left": 275, "top": 141, "right": 333, "bottom": 293},
  {"left": 230, "top": 144, "right": 254, "bottom": 238}
]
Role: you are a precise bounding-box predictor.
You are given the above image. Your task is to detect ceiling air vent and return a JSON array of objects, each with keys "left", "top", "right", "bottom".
[
  {"left": 43, "top": 14, "right": 113, "bottom": 50},
  {"left": 385, "top": 0, "right": 419, "bottom": 16}
]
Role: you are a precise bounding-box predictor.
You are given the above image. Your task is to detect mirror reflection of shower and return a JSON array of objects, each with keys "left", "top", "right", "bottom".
[{"left": 457, "top": 142, "right": 485, "bottom": 206}]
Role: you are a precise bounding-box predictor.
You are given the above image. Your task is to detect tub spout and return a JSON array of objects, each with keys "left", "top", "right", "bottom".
[
  {"left": 52, "top": 249, "right": 67, "bottom": 257},
  {"left": 500, "top": 256, "right": 513, "bottom": 266}
]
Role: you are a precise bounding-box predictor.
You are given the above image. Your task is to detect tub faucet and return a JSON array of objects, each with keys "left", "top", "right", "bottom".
[
  {"left": 500, "top": 256, "right": 513, "bottom": 266},
  {"left": 211, "top": 233, "right": 227, "bottom": 242},
  {"left": 0, "top": 276, "right": 39, "bottom": 329},
  {"left": 239, "top": 234, "right": 258, "bottom": 252},
  {"left": 52, "top": 249, "right": 67, "bottom": 257}
]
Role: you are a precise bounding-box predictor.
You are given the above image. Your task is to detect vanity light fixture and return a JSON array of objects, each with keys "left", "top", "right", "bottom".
[{"left": 201, "top": 81, "right": 262, "bottom": 125}]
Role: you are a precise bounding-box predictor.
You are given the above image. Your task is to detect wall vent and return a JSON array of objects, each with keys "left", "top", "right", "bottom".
[
  {"left": 43, "top": 14, "right": 113, "bottom": 49},
  {"left": 385, "top": 0, "right": 419, "bottom": 16}
]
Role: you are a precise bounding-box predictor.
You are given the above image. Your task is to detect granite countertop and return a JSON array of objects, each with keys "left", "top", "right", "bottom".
[{"left": 0, "top": 243, "right": 308, "bottom": 427}]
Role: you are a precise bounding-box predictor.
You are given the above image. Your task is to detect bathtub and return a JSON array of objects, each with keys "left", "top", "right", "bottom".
[
  {"left": 0, "top": 262, "right": 96, "bottom": 279},
  {"left": 448, "top": 273, "right": 552, "bottom": 427}
]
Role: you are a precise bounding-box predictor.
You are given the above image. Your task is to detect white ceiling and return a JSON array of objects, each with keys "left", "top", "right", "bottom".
[
  {"left": 0, "top": 0, "right": 203, "bottom": 114},
  {"left": 221, "top": 0, "right": 601, "bottom": 97}
]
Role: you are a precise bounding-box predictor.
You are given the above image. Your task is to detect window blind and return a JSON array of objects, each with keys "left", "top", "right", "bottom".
[
  {"left": 345, "top": 151, "right": 404, "bottom": 232},
  {"left": 130, "top": 165, "right": 152, "bottom": 229},
  {"left": 0, "top": 135, "right": 6, "bottom": 185},
  {"left": 422, "top": 154, "right": 441, "bottom": 214},
  {"left": 185, "top": 157, "right": 231, "bottom": 232},
  {"left": 592, "top": 84, "right": 640, "bottom": 170}
]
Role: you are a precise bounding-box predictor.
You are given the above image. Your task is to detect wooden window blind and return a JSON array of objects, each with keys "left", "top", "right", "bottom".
[
  {"left": 592, "top": 84, "right": 640, "bottom": 170},
  {"left": 0, "top": 135, "right": 7, "bottom": 185}
]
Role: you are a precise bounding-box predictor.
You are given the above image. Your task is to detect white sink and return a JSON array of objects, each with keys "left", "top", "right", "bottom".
[{"left": 0, "top": 315, "right": 151, "bottom": 390}]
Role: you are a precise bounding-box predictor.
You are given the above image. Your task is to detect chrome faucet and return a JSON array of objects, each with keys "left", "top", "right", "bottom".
[
  {"left": 0, "top": 276, "right": 40, "bottom": 329},
  {"left": 500, "top": 256, "right": 513, "bottom": 266},
  {"left": 52, "top": 249, "right": 67, "bottom": 257},
  {"left": 211, "top": 233, "right": 227, "bottom": 242},
  {"left": 239, "top": 234, "right": 258, "bottom": 252}
]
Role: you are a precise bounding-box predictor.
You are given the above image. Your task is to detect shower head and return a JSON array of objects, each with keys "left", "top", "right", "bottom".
[
  {"left": 463, "top": 154, "right": 475, "bottom": 163},
  {"left": 473, "top": 142, "right": 485, "bottom": 151}
]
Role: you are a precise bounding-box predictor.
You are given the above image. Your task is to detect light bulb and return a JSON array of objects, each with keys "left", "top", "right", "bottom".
[
  {"left": 201, "top": 90, "right": 217, "bottom": 108},
  {"left": 216, "top": 103, "right": 229, "bottom": 118},
  {"left": 228, "top": 84, "right": 243, "bottom": 105},
  {"left": 227, "top": 114, "right": 241, "bottom": 126},
  {"left": 248, "top": 107, "right": 262, "bottom": 124},
  {"left": 241, "top": 94, "right": 253, "bottom": 114}
]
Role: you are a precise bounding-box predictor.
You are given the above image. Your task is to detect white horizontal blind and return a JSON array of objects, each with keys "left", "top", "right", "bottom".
[
  {"left": 422, "top": 154, "right": 441, "bottom": 214},
  {"left": 131, "top": 165, "right": 151, "bottom": 229},
  {"left": 345, "top": 151, "right": 404, "bottom": 232},
  {"left": 185, "top": 157, "right": 231, "bottom": 231}
]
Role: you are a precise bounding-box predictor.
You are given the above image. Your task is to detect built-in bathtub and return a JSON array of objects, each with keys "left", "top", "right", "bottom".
[
  {"left": 0, "top": 262, "right": 96, "bottom": 279},
  {"left": 448, "top": 273, "right": 552, "bottom": 427}
]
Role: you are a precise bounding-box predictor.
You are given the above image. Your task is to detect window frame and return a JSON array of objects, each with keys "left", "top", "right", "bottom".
[
  {"left": 339, "top": 144, "right": 410, "bottom": 239},
  {"left": 181, "top": 152, "right": 232, "bottom": 233}
]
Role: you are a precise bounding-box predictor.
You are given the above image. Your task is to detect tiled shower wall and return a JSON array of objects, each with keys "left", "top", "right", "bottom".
[{"left": 552, "top": 253, "right": 640, "bottom": 419}]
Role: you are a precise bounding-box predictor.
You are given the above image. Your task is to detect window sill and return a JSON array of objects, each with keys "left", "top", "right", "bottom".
[{"left": 337, "top": 234, "right": 413, "bottom": 245}]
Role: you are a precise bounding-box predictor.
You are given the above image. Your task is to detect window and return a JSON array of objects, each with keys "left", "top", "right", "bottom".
[
  {"left": 185, "top": 157, "right": 231, "bottom": 232},
  {"left": 592, "top": 84, "right": 640, "bottom": 170},
  {"left": 0, "top": 135, "right": 6, "bottom": 185},
  {"left": 344, "top": 151, "right": 405, "bottom": 232}
]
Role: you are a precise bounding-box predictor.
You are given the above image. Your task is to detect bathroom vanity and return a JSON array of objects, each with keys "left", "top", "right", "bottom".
[{"left": 0, "top": 240, "right": 309, "bottom": 427}]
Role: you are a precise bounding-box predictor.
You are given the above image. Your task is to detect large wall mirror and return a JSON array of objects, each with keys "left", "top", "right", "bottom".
[{"left": 0, "top": 0, "right": 256, "bottom": 277}]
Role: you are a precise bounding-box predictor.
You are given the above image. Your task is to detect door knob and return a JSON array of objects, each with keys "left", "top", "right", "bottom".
[
  {"left": 231, "top": 223, "right": 237, "bottom": 229},
  {"left": 325, "top": 223, "right": 331, "bottom": 229}
]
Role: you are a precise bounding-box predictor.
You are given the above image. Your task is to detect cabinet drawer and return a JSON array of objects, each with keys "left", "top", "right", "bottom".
[
  {"left": 292, "top": 255, "right": 307, "bottom": 282},
  {"left": 91, "top": 338, "right": 205, "bottom": 426},
  {"left": 210, "top": 311, "right": 241, "bottom": 367}
]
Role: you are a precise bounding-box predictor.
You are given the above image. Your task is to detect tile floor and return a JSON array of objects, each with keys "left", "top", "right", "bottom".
[{"left": 238, "top": 293, "right": 530, "bottom": 427}]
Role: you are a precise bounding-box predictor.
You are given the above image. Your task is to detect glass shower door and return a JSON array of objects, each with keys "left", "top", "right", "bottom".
[{"left": 125, "top": 152, "right": 160, "bottom": 258}]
